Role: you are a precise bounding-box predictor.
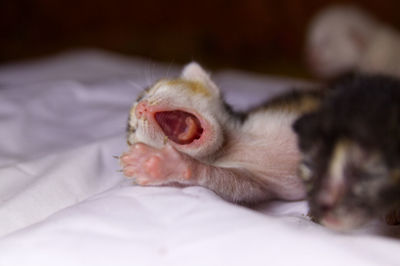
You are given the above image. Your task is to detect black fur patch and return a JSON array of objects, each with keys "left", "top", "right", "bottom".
[
  {"left": 294, "top": 74, "right": 400, "bottom": 225},
  {"left": 223, "top": 101, "right": 248, "bottom": 123}
]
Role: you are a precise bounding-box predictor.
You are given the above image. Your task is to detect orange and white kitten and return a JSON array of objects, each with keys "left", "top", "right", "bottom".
[{"left": 121, "top": 63, "right": 323, "bottom": 204}]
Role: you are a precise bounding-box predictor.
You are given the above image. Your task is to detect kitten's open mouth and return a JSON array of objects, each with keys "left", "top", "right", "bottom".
[{"left": 155, "top": 110, "right": 203, "bottom": 145}]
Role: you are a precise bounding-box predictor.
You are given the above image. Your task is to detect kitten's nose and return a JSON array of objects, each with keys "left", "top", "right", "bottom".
[
  {"left": 135, "top": 101, "right": 149, "bottom": 119},
  {"left": 316, "top": 189, "right": 338, "bottom": 214},
  {"left": 319, "top": 202, "right": 334, "bottom": 214}
]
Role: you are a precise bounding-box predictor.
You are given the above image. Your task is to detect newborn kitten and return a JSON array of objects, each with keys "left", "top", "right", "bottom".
[
  {"left": 306, "top": 5, "right": 400, "bottom": 79},
  {"left": 120, "top": 62, "right": 323, "bottom": 204},
  {"left": 293, "top": 74, "right": 400, "bottom": 231}
]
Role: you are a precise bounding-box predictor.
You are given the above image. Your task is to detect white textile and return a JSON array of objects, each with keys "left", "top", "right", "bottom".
[{"left": 0, "top": 50, "right": 399, "bottom": 266}]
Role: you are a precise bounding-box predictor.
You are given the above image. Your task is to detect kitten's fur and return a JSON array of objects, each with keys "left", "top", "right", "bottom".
[
  {"left": 121, "top": 63, "right": 324, "bottom": 204},
  {"left": 307, "top": 6, "right": 400, "bottom": 78},
  {"left": 293, "top": 74, "right": 400, "bottom": 231}
]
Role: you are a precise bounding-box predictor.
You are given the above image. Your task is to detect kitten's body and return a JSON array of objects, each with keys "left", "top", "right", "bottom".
[
  {"left": 360, "top": 27, "right": 400, "bottom": 76},
  {"left": 121, "top": 63, "right": 323, "bottom": 204},
  {"left": 307, "top": 6, "right": 400, "bottom": 78},
  {"left": 293, "top": 74, "right": 400, "bottom": 231}
]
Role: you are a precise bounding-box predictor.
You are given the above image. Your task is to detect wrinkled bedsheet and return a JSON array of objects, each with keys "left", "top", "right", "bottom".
[{"left": 0, "top": 50, "right": 399, "bottom": 266}]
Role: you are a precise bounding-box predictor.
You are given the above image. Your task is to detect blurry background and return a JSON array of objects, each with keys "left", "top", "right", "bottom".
[{"left": 1, "top": 0, "right": 399, "bottom": 78}]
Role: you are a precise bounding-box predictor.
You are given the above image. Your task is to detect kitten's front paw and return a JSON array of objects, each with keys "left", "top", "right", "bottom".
[{"left": 120, "top": 143, "right": 192, "bottom": 185}]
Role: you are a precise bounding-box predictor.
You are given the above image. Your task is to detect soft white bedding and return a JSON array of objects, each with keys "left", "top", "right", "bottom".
[{"left": 0, "top": 50, "right": 399, "bottom": 266}]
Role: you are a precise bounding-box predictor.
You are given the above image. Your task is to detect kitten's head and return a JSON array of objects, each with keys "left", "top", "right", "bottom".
[
  {"left": 306, "top": 6, "right": 379, "bottom": 78},
  {"left": 293, "top": 76, "right": 400, "bottom": 231},
  {"left": 127, "top": 62, "right": 232, "bottom": 159}
]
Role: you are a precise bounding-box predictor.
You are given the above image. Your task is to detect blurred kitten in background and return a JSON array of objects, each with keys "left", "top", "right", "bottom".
[{"left": 306, "top": 6, "right": 400, "bottom": 79}]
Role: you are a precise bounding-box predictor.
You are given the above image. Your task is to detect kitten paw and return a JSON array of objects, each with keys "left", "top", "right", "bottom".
[{"left": 120, "top": 143, "right": 192, "bottom": 185}]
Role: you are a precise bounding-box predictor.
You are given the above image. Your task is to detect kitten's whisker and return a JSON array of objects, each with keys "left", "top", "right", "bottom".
[{"left": 129, "top": 81, "right": 144, "bottom": 90}]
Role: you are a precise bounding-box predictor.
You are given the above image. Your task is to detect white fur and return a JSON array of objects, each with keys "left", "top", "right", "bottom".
[
  {"left": 181, "top": 63, "right": 220, "bottom": 96},
  {"left": 128, "top": 62, "right": 228, "bottom": 160},
  {"left": 306, "top": 6, "right": 400, "bottom": 78},
  {"left": 359, "top": 27, "right": 400, "bottom": 76},
  {"left": 127, "top": 63, "right": 306, "bottom": 202}
]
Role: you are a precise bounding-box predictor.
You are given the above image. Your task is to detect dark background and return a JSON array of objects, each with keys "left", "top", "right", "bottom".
[{"left": 1, "top": 0, "right": 399, "bottom": 77}]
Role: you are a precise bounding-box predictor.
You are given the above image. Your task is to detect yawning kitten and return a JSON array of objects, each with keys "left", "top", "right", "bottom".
[{"left": 120, "top": 62, "right": 324, "bottom": 204}]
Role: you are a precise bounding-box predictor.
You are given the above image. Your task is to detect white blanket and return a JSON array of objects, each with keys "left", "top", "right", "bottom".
[{"left": 0, "top": 50, "right": 399, "bottom": 266}]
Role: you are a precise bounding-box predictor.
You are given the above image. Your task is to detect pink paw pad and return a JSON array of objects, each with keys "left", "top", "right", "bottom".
[
  {"left": 144, "top": 155, "right": 162, "bottom": 178},
  {"left": 120, "top": 143, "right": 192, "bottom": 185}
]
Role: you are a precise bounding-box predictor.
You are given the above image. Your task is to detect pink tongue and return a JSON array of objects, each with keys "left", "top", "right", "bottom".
[{"left": 155, "top": 111, "right": 203, "bottom": 145}]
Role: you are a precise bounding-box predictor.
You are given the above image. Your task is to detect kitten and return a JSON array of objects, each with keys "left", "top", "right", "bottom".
[
  {"left": 120, "top": 62, "right": 324, "bottom": 204},
  {"left": 306, "top": 5, "right": 400, "bottom": 79},
  {"left": 293, "top": 74, "right": 400, "bottom": 231}
]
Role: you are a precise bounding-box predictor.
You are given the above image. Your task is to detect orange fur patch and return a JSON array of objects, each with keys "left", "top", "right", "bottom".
[{"left": 166, "top": 79, "right": 211, "bottom": 97}]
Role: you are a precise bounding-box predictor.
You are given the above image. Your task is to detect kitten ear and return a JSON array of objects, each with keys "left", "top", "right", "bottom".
[{"left": 181, "top": 62, "right": 220, "bottom": 95}]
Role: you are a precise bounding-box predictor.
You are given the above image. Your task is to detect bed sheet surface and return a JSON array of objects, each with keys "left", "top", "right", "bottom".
[{"left": 0, "top": 50, "right": 399, "bottom": 266}]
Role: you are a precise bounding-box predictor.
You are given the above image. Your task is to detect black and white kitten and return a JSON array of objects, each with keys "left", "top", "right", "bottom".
[{"left": 293, "top": 74, "right": 400, "bottom": 231}]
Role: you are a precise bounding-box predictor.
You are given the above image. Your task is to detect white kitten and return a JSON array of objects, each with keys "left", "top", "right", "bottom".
[
  {"left": 120, "top": 63, "right": 324, "bottom": 204},
  {"left": 306, "top": 6, "right": 400, "bottom": 78}
]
